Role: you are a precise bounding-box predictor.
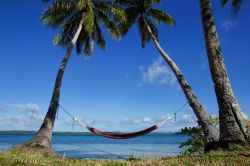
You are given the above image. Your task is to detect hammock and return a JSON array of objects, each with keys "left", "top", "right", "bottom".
[
  {"left": 58, "top": 102, "right": 188, "bottom": 139},
  {"left": 87, "top": 125, "right": 157, "bottom": 139},
  {"left": 74, "top": 117, "right": 169, "bottom": 139}
]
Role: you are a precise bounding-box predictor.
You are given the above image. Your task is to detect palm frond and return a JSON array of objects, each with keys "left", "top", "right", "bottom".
[
  {"left": 42, "top": 0, "right": 126, "bottom": 56},
  {"left": 150, "top": 8, "right": 175, "bottom": 25},
  {"left": 97, "top": 11, "right": 121, "bottom": 40},
  {"left": 95, "top": 1, "right": 126, "bottom": 23},
  {"left": 145, "top": 0, "right": 160, "bottom": 5},
  {"left": 76, "top": 0, "right": 88, "bottom": 10},
  {"left": 94, "top": 18, "right": 106, "bottom": 49},
  {"left": 116, "top": 0, "right": 175, "bottom": 48},
  {"left": 221, "top": 0, "right": 228, "bottom": 5},
  {"left": 41, "top": 0, "right": 75, "bottom": 28},
  {"left": 138, "top": 17, "right": 150, "bottom": 48},
  {"left": 118, "top": 7, "right": 138, "bottom": 35},
  {"left": 76, "top": 28, "right": 89, "bottom": 54},
  {"left": 82, "top": 2, "right": 95, "bottom": 34},
  {"left": 42, "top": 0, "right": 50, "bottom": 3},
  {"left": 115, "top": 0, "right": 135, "bottom": 6},
  {"left": 147, "top": 18, "right": 158, "bottom": 40},
  {"left": 221, "top": 0, "right": 243, "bottom": 14},
  {"left": 55, "top": 13, "right": 81, "bottom": 46},
  {"left": 232, "top": 0, "right": 243, "bottom": 13}
]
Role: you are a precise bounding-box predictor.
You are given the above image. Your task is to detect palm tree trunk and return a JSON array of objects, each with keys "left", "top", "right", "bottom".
[
  {"left": 200, "top": 0, "right": 249, "bottom": 147},
  {"left": 145, "top": 21, "right": 219, "bottom": 151},
  {"left": 24, "top": 15, "right": 85, "bottom": 149}
]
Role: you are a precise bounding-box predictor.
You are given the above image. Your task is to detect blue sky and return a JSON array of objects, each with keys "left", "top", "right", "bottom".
[{"left": 0, "top": 0, "right": 249, "bottom": 132}]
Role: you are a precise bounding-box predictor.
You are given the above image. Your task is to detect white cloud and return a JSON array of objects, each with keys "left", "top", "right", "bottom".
[
  {"left": 153, "top": 114, "right": 175, "bottom": 124},
  {"left": 88, "top": 119, "right": 113, "bottom": 126},
  {"left": 121, "top": 117, "right": 153, "bottom": 125},
  {"left": 15, "top": 103, "right": 40, "bottom": 114},
  {"left": 0, "top": 103, "right": 44, "bottom": 131},
  {"left": 0, "top": 114, "right": 44, "bottom": 131},
  {"left": 221, "top": 20, "right": 236, "bottom": 31},
  {"left": 157, "top": 114, "right": 198, "bottom": 132},
  {"left": 179, "top": 114, "right": 197, "bottom": 123},
  {"left": 120, "top": 113, "right": 198, "bottom": 132},
  {"left": 139, "top": 57, "right": 176, "bottom": 86},
  {"left": 143, "top": 117, "right": 152, "bottom": 123},
  {"left": 54, "top": 116, "right": 114, "bottom": 131},
  {"left": 0, "top": 102, "right": 113, "bottom": 131}
]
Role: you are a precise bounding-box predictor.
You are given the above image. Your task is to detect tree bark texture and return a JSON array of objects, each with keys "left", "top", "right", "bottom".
[{"left": 200, "top": 0, "right": 249, "bottom": 147}]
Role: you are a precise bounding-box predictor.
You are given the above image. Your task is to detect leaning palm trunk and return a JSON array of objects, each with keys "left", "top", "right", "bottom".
[
  {"left": 24, "top": 16, "right": 85, "bottom": 149},
  {"left": 145, "top": 21, "right": 219, "bottom": 151},
  {"left": 200, "top": 0, "right": 249, "bottom": 147}
]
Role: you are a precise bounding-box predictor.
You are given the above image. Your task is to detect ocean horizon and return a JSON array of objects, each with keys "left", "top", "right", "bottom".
[{"left": 0, "top": 132, "right": 189, "bottom": 159}]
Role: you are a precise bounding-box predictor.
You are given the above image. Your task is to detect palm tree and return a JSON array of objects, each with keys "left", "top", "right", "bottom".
[
  {"left": 25, "top": 0, "right": 125, "bottom": 149},
  {"left": 116, "top": 0, "right": 219, "bottom": 151},
  {"left": 222, "top": 0, "right": 250, "bottom": 144},
  {"left": 199, "top": 0, "right": 249, "bottom": 147}
]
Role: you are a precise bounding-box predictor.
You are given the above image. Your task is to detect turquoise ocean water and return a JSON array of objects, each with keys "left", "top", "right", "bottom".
[{"left": 0, "top": 133, "right": 189, "bottom": 159}]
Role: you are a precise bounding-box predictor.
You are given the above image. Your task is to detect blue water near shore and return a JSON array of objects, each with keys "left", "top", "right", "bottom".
[{"left": 0, "top": 133, "right": 189, "bottom": 159}]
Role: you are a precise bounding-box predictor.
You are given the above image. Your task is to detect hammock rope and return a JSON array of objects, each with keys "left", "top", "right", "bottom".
[{"left": 56, "top": 101, "right": 189, "bottom": 139}]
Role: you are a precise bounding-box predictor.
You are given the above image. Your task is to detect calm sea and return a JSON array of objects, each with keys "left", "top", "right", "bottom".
[{"left": 0, "top": 133, "right": 189, "bottom": 159}]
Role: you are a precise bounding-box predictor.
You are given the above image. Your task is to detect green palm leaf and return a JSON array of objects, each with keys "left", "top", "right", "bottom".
[
  {"left": 221, "top": 0, "right": 243, "bottom": 14},
  {"left": 42, "top": 0, "right": 126, "bottom": 56},
  {"left": 116, "top": 0, "right": 175, "bottom": 48},
  {"left": 150, "top": 8, "right": 175, "bottom": 25}
]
